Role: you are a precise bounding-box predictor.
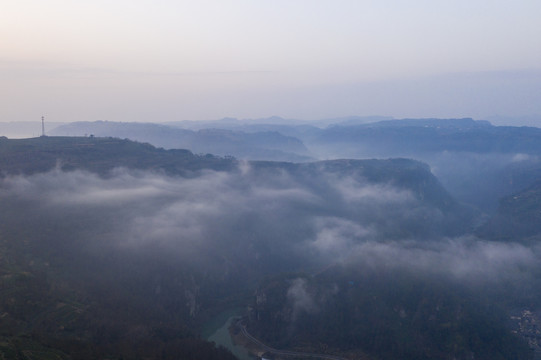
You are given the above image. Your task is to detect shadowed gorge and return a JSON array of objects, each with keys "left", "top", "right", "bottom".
[{"left": 0, "top": 134, "right": 540, "bottom": 359}]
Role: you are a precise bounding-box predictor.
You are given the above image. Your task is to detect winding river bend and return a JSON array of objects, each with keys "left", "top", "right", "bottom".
[
  {"left": 203, "top": 309, "right": 256, "bottom": 360},
  {"left": 204, "top": 309, "right": 350, "bottom": 360}
]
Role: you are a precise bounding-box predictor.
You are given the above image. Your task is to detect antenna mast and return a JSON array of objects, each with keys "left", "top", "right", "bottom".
[{"left": 41, "top": 116, "right": 45, "bottom": 137}]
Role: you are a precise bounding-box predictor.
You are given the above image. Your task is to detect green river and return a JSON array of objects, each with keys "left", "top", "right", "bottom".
[{"left": 202, "top": 308, "right": 256, "bottom": 360}]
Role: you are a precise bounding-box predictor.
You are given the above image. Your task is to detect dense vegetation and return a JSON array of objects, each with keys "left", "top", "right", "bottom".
[
  {"left": 247, "top": 269, "right": 532, "bottom": 360},
  {"left": 0, "top": 136, "right": 235, "bottom": 176},
  {"left": 478, "top": 180, "right": 541, "bottom": 241},
  {"left": 0, "top": 195, "right": 238, "bottom": 359}
]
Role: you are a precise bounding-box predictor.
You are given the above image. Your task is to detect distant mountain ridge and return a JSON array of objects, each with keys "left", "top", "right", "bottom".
[
  {"left": 47, "top": 117, "right": 541, "bottom": 160},
  {"left": 46, "top": 118, "right": 541, "bottom": 213},
  {"left": 315, "top": 118, "right": 541, "bottom": 155},
  {"left": 50, "top": 120, "right": 312, "bottom": 162},
  {"left": 347, "top": 117, "right": 491, "bottom": 129}
]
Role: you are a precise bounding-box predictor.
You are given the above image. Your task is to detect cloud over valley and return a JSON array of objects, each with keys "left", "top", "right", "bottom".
[{"left": 0, "top": 163, "right": 537, "bottom": 288}]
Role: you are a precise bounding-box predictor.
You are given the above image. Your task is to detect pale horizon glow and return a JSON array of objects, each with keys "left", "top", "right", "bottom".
[{"left": 1, "top": 0, "right": 540, "bottom": 124}]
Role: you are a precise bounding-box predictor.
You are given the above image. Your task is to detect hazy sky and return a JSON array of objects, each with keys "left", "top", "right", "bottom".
[{"left": 1, "top": 0, "right": 540, "bottom": 124}]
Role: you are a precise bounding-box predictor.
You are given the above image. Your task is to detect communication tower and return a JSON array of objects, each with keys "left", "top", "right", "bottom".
[{"left": 41, "top": 116, "right": 45, "bottom": 137}]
